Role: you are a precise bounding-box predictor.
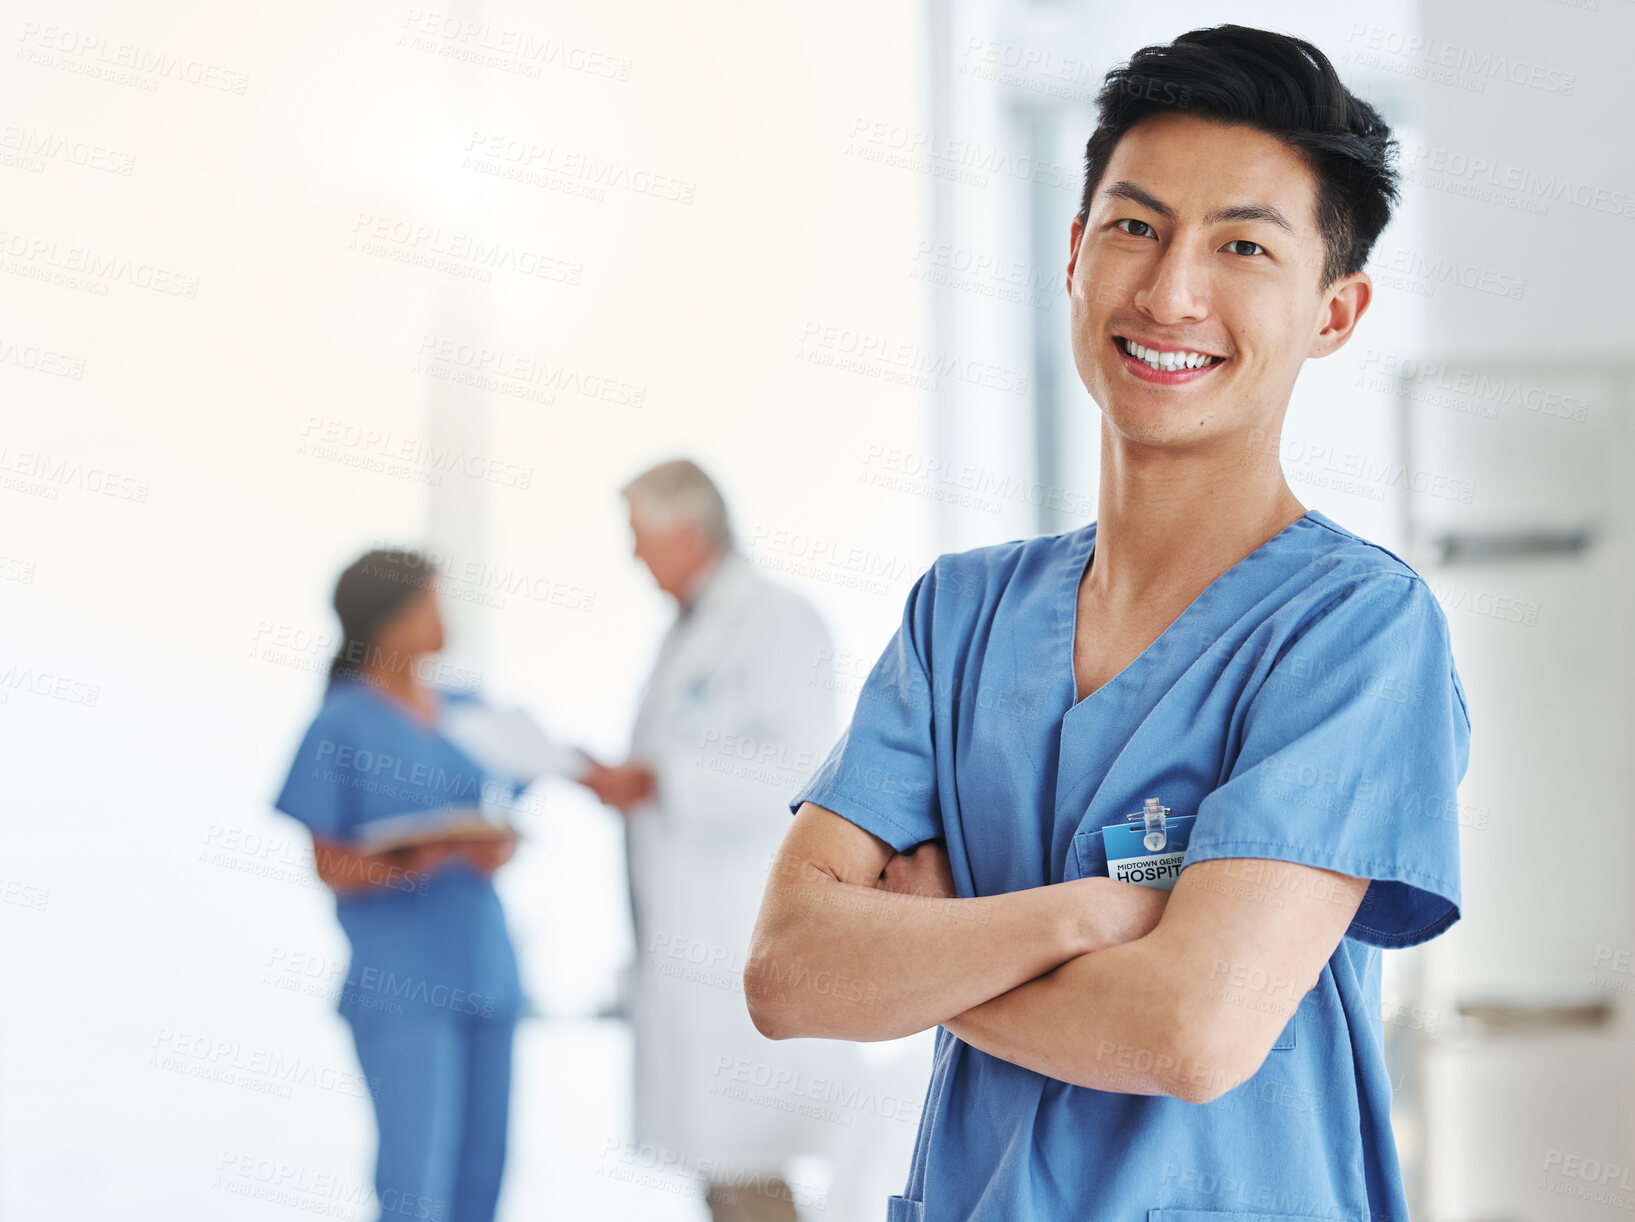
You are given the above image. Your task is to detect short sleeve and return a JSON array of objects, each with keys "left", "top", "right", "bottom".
[
  {"left": 786, "top": 566, "right": 942, "bottom": 852},
  {"left": 273, "top": 706, "right": 355, "bottom": 841},
  {"left": 1182, "top": 573, "right": 1472, "bottom": 949}
]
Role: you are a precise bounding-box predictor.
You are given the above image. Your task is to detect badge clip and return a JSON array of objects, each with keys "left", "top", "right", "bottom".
[{"left": 1127, "top": 797, "right": 1170, "bottom": 852}]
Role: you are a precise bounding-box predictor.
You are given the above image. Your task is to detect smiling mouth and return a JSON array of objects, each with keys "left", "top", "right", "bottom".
[{"left": 1114, "top": 335, "right": 1226, "bottom": 372}]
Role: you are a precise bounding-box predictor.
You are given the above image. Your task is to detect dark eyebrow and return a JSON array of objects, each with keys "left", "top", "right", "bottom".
[{"left": 1101, "top": 179, "right": 1295, "bottom": 234}]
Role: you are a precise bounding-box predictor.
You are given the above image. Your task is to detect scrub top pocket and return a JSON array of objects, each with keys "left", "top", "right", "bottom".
[
  {"left": 1067, "top": 827, "right": 1109, "bottom": 882},
  {"left": 1147, "top": 1212, "right": 1343, "bottom": 1221}
]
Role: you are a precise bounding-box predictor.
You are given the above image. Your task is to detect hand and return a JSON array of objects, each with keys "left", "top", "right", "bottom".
[
  {"left": 396, "top": 840, "right": 461, "bottom": 877},
  {"left": 453, "top": 832, "right": 519, "bottom": 875},
  {"left": 313, "top": 837, "right": 448, "bottom": 893},
  {"left": 876, "top": 840, "right": 956, "bottom": 900},
  {"left": 579, "top": 759, "right": 658, "bottom": 814}
]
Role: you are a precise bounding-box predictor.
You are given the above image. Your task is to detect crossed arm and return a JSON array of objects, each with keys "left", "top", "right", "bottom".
[{"left": 744, "top": 801, "right": 1368, "bottom": 1104}]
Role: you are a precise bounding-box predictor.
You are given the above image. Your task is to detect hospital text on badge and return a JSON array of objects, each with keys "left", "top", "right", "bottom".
[{"left": 1101, "top": 799, "right": 1195, "bottom": 892}]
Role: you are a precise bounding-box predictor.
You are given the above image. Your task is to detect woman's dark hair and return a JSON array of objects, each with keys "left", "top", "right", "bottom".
[
  {"left": 327, "top": 547, "right": 437, "bottom": 683},
  {"left": 1078, "top": 24, "right": 1401, "bottom": 292}
]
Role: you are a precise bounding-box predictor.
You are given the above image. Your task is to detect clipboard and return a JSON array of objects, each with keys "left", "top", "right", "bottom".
[{"left": 349, "top": 805, "right": 520, "bottom": 855}]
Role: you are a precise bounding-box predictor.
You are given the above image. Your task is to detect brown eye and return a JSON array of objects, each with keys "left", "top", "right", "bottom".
[
  {"left": 1225, "top": 239, "right": 1265, "bottom": 257},
  {"left": 1114, "top": 218, "right": 1155, "bottom": 238}
]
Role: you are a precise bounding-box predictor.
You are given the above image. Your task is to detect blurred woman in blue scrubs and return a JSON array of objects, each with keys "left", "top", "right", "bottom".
[{"left": 274, "top": 548, "right": 522, "bottom": 1222}]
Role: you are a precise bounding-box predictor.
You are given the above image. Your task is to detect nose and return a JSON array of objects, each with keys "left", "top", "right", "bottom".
[{"left": 1131, "top": 242, "right": 1209, "bottom": 325}]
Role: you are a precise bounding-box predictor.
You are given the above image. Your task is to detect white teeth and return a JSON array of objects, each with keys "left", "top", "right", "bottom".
[{"left": 1122, "top": 337, "right": 1219, "bottom": 371}]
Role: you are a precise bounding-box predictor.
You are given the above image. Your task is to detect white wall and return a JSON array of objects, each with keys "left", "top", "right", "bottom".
[
  {"left": 0, "top": 1, "right": 934, "bottom": 1216},
  {"left": 1402, "top": 2, "right": 1635, "bottom": 1218}
]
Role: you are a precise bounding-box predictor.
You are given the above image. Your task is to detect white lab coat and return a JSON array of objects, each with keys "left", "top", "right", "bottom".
[{"left": 623, "top": 547, "right": 861, "bottom": 1176}]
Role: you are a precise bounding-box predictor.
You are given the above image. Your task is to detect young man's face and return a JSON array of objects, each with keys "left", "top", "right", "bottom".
[{"left": 1066, "top": 110, "right": 1370, "bottom": 452}]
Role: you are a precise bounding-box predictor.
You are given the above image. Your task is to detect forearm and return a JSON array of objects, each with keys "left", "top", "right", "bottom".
[
  {"left": 746, "top": 859, "right": 1097, "bottom": 1042},
  {"left": 311, "top": 840, "right": 420, "bottom": 893},
  {"left": 942, "top": 929, "right": 1239, "bottom": 1103}
]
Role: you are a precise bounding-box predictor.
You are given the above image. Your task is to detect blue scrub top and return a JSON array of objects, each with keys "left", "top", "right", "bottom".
[
  {"left": 274, "top": 675, "right": 523, "bottom": 1029},
  {"left": 788, "top": 509, "right": 1471, "bottom": 1222}
]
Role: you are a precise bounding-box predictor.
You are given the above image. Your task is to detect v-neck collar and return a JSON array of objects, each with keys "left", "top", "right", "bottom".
[{"left": 1062, "top": 510, "right": 1321, "bottom": 717}]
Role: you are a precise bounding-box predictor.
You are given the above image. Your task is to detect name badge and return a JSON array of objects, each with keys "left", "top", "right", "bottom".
[{"left": 1100, "top": 797, "right": 1193, "bottom": 891}]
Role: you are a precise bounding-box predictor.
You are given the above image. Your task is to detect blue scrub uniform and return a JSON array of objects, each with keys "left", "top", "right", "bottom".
[
  {"left": 788, "top": 509, "right": 1471, "bottom": 1222},
  {"left": 275, "top": 675, "right": 524, "bottom": 1222}
]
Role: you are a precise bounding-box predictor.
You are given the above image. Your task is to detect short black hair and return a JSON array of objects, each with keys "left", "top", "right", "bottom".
[{"left": 1078, "top": 24, "right": 1401, "bottom": 292}]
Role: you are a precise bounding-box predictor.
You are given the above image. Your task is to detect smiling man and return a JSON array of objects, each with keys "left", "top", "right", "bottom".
[{"left": 745, "top": 23, "right": 1473, "bottom": 1222}]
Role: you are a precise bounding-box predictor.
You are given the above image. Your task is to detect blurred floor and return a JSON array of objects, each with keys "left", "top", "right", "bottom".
[{"left": 0, "top": 1009, "right": 916, "bottom": 1221}]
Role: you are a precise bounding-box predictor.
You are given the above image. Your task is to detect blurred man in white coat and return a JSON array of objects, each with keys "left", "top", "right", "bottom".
[{"left": 581, "top": 458, "right": 868, "bottom": 1221}]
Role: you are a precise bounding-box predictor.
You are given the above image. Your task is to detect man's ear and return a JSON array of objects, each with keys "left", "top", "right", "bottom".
[
  {"left": 1308, "top": 270, "right": 1372, "bottom": 359},
  {"left": 1066, "top": 214, "right": 1087, "bottom": 295}
]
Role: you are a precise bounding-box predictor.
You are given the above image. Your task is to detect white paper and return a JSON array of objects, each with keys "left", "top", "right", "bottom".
[{"left": 441, "top": 701, "right": 590, "bottom": 785}]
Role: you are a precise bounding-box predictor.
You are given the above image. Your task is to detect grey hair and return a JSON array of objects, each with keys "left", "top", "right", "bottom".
[{"left": 619, "top": 458, "right": 734, "bottom": 549}]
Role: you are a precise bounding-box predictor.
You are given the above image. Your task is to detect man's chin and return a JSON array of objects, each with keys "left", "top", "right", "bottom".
[{"left": 1099, "top": 400, "right": 1226, "bottom": 451}]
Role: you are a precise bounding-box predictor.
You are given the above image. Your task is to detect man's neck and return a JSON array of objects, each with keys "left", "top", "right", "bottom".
[
  {"left": 675, "top": 546, "right": 728, "bottom": 610},
  {"left": 1087, "top": 421, "right": 1307, "bottom": 609}
]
